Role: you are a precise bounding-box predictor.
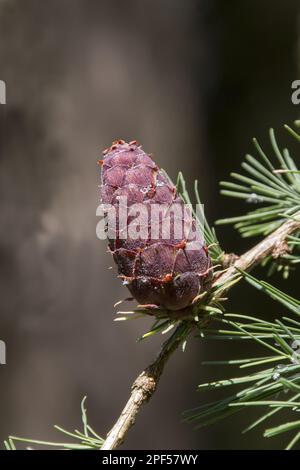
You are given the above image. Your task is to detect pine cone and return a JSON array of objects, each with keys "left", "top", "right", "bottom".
[{"left": 99, "top": 140, "right": 212, "bottom": 312}]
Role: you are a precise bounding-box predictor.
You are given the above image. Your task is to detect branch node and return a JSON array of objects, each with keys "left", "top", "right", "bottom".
[{"left": 272, "top": 239, "right": 291, "bottom": 259}]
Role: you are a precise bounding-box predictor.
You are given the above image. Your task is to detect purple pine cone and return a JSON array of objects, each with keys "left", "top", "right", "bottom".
[{"left": 99, "top": 140, "right": 212, "bottom": 312}]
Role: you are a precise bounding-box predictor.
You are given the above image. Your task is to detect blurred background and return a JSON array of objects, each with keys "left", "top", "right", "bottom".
[{"left": 0, "top": 0, "right": 299, "bottom": 450}]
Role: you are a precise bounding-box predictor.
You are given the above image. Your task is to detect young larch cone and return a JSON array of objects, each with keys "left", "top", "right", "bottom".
[{"left": 99, "top": 140, "right": 212, "bottom": 312}]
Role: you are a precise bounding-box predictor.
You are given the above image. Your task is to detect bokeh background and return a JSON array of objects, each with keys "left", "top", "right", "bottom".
[{"left": 0, "top": 0, "right": 300, "bottom": 450}]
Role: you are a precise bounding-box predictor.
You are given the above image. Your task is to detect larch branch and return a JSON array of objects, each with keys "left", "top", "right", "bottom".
[{"left": 101, "top": 214, "right": 300, "bottom": 450}]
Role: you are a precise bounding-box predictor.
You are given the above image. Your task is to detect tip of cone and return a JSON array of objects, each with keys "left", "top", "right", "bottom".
[{"left": 102, "top": 139, "right": 141, "bottom": 156}]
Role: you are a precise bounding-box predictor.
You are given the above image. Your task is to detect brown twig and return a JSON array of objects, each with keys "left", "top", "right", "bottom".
[
  {"left": 213, "top": 215, "right": 300, "bottom": 291},
  {"left": 101, "top": 214, "right": 300, "bottom": 450},
  {"left": 101, "top": 321, "right": 192, "bottom": 450}
]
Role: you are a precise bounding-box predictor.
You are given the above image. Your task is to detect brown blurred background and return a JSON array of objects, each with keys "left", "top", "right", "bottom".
[{"left": 0, "top": 0, "right": 299, "bottom": 450}]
